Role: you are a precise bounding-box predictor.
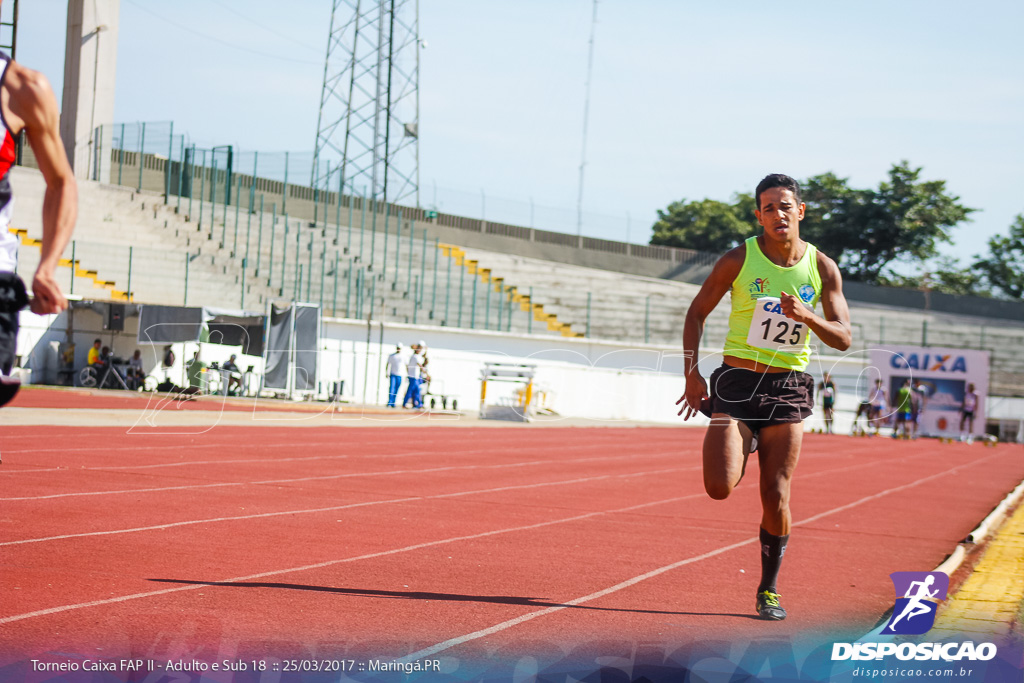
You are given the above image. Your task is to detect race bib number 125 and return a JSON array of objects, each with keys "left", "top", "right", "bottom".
[{"left": 746, "top": 297, "right": 808, "bottom": 351}]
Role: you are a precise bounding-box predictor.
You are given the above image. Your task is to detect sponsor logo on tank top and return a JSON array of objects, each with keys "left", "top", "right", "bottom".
[{"left": 748, "top": 277, "right": 770, "bottom": 298}]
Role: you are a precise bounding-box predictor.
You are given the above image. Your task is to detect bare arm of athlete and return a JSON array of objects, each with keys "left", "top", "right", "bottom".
[
  {"left": 779, "top": 251, "right": 851, "bottom": 352},
  {"left": 677, "top": 246, "right": 744, "bottom": 420},
  {"left": 1, "top": 61, "right": 77, "bottom": 315}
]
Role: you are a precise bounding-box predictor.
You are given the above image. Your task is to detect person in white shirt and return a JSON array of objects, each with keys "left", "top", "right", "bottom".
[
  {"left": 867, "top": 379, "right": 888, "bottom": 436},
  {"left": 959, "top": 383, "right": 979, "bottom": 443},
  {"left": 402, "top": 344, "right": 423, "bottom": 409},
  {"left": 385, "top": 343, "right": 405, "bottom": 408}
]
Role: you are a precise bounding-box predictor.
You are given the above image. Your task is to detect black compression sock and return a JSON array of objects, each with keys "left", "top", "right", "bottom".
[{"left": 758, "top": 527, "right": 789, "bottom": 593}]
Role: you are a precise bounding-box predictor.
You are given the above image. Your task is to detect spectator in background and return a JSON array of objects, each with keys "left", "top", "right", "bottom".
[
  {"left": 402, "top": 344, "right": 423, "bottom": 409},
  {"left": 128, "top": 349, "right": 145, "bottom": 390},
  {"left": 892, "top": 379, "right": 913, "bottom": 439},
  {"left": 910, "top": 383, "right": 928, "bottom": 439},
  {"left": 222, "top": 354, "right": 243, "bottom": 396},
  {"left": 185, "top": 351, "right": 206, "bottom": 395},
  {"left": 959, "top": 383, "right": 979, "bottom": 444},
  {"left": 385, "top": 343, "right": 404, "bottom": 408},
  {"left": 99, "top": 345, "right": 113, "bottom": 370},
  {"left": 87, "top": 338, "right": 102, "bottom": 367},
  {"left": 817, "top": 373, "right": 836, "bottom": 434},
  {"left": 418, "top": 339, "right": 432, "bottom": 395},
  {"left": 868, "top": 379, "right": 888, "bottom": 436}
]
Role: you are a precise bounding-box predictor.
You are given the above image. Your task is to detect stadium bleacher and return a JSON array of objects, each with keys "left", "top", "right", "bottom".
[{"left": 10, "top": 153, "right": 1024, "bottom": 399}]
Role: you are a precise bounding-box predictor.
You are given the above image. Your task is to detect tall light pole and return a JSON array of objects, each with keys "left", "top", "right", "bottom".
[{"left": 576, "top": 0, "right": 599, "bottom": 238}]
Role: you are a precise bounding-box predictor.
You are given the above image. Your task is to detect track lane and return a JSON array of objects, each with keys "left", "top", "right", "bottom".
[{"left": 1, "top": 427, "right": 1021, "bottom": 666}]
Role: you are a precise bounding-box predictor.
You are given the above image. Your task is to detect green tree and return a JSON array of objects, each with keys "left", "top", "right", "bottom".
[
  {"left": 650, "top": 195, "right": 756, "bottom": 252},
  {"left": 847, "top": 162, "right": 974, "bottom": 281},
  {"left": 974, "top": 214, "right": 1024, "bottom": 299},
  {"left": 798, "top": 172, "right": 861, "bottom": 266},
  {"left": 652, "top": 162, "right": 974, "bottom": 285}
]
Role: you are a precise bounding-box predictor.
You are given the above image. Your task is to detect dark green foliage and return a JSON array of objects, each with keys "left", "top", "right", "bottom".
[
  {"left": 652, "top": 161, "right": 977, "bottom": 286},
  {"left": 973, "top": 214, "right": 1024, "bottom": 299},
  {"left": 650, "top": 195, "right": 756, "bottom": 252}
]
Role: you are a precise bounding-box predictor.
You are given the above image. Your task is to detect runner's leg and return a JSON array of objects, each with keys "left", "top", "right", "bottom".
[
  {"left": 753, "top": 421, "right": 802, "bottom": 619},
  {"left": 756, "top": 422, "right": 802, "bottom": 536},
  {"left": 702, "top": 414, "right": 755, "bottom": 500}
]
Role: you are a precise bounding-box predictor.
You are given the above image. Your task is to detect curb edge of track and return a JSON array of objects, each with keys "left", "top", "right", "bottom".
[{"left": 856, "top": 476, "right": 1024, "bottom": 643}]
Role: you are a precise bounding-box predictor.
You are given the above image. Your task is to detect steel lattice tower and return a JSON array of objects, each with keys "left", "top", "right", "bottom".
[{"left": 312, "top": 0, "right": 420, "bottom": 208}]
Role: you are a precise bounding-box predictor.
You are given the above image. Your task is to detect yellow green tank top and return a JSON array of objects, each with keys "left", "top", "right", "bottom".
[{"left": 723, "top": 236, "right": 822, "bottom": 371}]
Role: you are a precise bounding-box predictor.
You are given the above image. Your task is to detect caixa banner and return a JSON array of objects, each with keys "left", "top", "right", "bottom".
[{"left": 867, "top": 345, "right": 990, "bottom": 439}]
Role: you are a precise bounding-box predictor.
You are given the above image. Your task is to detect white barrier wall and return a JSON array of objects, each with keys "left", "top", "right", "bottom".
[
  {"left": 18, "top": 308, "right": 932, "bottom": 430},
  {"left": 317, "top": 317, "right": 874, "bottom": 427}
]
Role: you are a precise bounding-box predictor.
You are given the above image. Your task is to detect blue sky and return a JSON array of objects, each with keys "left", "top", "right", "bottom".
[{"left": 13, "top": 0, "right": 1024, "bottom": 265}]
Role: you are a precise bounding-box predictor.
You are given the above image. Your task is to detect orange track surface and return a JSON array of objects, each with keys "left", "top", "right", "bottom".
[{"left": 1, "top": 411, "right": 1022, "bottom": 678}]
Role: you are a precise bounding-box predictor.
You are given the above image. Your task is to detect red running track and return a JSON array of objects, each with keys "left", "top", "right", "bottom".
[{"left": 0, "top": 423, "right": 1022, "bottom": 668}]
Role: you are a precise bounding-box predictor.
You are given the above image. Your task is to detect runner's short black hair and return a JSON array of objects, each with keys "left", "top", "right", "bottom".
[{"left": 755, "top": 174, "right": 801, "bottom": 209}]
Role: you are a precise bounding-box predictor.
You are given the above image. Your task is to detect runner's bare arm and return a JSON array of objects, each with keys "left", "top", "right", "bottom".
[
  {"left": 778, "top": 252, "right": 851, "bottom": 351},
  {"left": 2, "top": 62, "right": 77, "bottom": 315},
  {"left": 677, "top": 246, "right": 744, "bottom": 419}
]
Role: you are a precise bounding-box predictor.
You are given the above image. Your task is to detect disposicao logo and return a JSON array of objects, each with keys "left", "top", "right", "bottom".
[
  {"left": 831, "top": 571, "right": 998, "bottom": 663},
  {"left": 884, "top": 571, "right": 947, "bottom": 634}
]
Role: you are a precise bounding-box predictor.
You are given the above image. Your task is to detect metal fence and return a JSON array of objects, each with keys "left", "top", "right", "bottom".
[{"left": 75, "top": 121, "right": 718, "bottom": 271}]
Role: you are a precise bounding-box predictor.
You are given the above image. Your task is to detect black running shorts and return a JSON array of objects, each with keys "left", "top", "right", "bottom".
[
  {"left": 708, "top": 363, "right": 814, "bottom": 429},
  {"left": 0, "top": 271, "right": 28, "bottom": 375}
]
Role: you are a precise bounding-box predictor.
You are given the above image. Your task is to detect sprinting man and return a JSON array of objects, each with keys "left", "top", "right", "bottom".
[
  {"left": 817, "top": 373, "right": 836, "bottom": 434},
  {"left": 0, "top": 29, "right": 77, "bottom": 409},
  {"left": 678, "top": 173, "right": 851, "bottom": 620},
  {"left": 887, "top": 575, "right": 939, "bottom": 631}
]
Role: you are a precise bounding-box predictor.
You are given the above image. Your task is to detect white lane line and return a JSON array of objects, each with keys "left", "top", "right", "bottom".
[
  {"left": 0, "top": 451, "right": 679, "bottom": 502},
  {"left": 0, "top": 489, "right": 707, "bottom": 626},
  {"left": 0, "top": 439, "right": 663, "bottom": 477},
  {"left": 0, "top": 466, "right": 696, "bottom": 547},
  {"left": 1, "top": 444, "right": 957, "bottom": 543},
  {"left": 397, "top": 451, "right": 1006, "bottom": 662},
  {"left": 1, "top": 449, "right": 1001, "bottom": 631},
  {"left": 0, "top": 430, "right": 648, "bottom": 458}
]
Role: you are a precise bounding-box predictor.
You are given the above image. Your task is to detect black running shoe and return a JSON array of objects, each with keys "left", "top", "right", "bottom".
[{"left": 756, "top": 590, "right": 786, "bottom": 620}]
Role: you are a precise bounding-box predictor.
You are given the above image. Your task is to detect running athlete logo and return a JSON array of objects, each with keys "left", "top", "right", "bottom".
[
  {"left": 748, "top": 278, "right": 770, "bottom": 296},
  {"left": 883, "top": 572, "right": 948, "bottom": 635}
]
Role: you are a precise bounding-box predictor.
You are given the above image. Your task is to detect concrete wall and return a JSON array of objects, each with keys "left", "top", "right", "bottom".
[{"left": 843, "top": 281, "right": 1024, "bottom": 325}]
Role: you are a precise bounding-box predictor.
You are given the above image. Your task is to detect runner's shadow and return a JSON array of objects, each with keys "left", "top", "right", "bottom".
[{"left": 148, "top": 579, "right": 760, "bottom": 620}]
